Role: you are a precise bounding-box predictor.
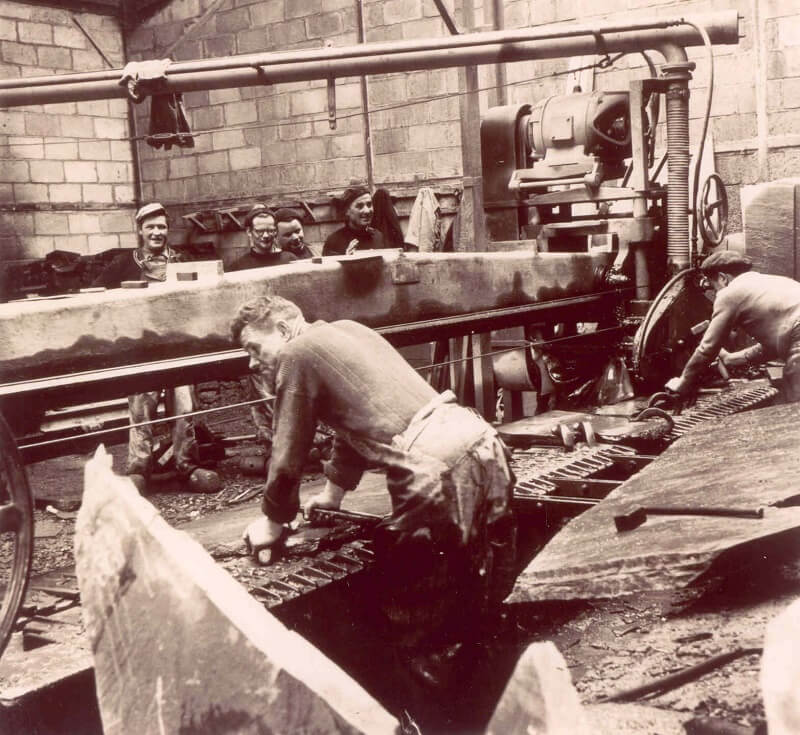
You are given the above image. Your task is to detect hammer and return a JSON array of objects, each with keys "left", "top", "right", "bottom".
[{"left": 614, "top": 505, "right": 764, "bottom": 532}]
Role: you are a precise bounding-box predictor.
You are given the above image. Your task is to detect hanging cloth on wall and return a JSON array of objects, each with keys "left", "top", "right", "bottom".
[
  {"left": 371, "top": 188, "right": 406, "bottom": 250},
  {"left": 405, "top": 187, "right": 442, "bottom": 252},
  {"left": 147, "top": 93, "right": 194, "bottom": 151}
]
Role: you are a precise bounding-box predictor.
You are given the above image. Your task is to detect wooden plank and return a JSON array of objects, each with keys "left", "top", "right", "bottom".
[
  {"left": 75, "top": 447, "right": 397, "bottom": 735},
  {"left": 510, "top": 402, "right": 800, "bottom": 602}
]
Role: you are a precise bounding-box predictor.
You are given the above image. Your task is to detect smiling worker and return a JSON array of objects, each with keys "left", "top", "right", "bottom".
[{"left": 323, "top": 187, "right": 386, "bottom": 256}]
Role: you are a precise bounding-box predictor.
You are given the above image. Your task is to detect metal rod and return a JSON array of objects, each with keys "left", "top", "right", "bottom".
[{"left": 0, "top": 13, "right": 739, "bottom": 107}]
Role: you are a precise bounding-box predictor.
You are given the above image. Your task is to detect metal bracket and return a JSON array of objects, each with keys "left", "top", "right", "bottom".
[{"left": 327, "top": 77, "right": 337, "bottom": 130}]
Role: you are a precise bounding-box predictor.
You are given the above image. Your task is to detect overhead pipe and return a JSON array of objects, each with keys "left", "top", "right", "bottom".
[{"left": 0, "top": 12, "right": 739, "bottom": 107}]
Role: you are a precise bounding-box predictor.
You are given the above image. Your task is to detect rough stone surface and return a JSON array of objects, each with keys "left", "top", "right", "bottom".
[
  {"left": 75, "top": 446, "right": 397, "bottom": 735},
  {"left": 761, "top": 595, "right": 800, "bottom": 735}
]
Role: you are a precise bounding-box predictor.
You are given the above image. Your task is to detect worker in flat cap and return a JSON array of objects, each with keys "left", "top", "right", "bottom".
[
  {"left": 92, "top": 203, "right": 222, "bottom": 495},
  {"left": 232, "top": 294, "right": 516, "bottom": 657},
  {"left": 228, "top": 204, "right": 297, "bottom": 272},
  {"left": 323, "top": 186, "right": 385, "bottom": 256},
  {"left": 274, "top": 208, "right": 314, "bottom": 259},
  {"left": 666, "top": 249, "right": 800, "bottom": 401}
]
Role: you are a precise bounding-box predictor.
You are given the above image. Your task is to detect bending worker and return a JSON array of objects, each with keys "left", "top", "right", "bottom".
[
  {"left": 92, "top": 203, "right": 222, "bottom": 494},
  {"left": 232, "top": 295, "right": 516, "bottom": 645},
  {"left": 666, "top": 250, "right": 800, "bottom": 402}
]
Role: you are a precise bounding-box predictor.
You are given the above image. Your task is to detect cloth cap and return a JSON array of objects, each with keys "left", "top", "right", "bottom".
[
  {"left": 273, "top": 207, "right": 304, "bottom": 225},
  {"left": 244, "top": 203, "right": 274, "bottom": 229},
  {"left": 134, "top": 202, "right": 167, "bottom": 224},
  {"left": 700, "top": 250, "right": 753, "bottom": 274},
  {"left": 336, "top": 186, "right": 370, "bottom": 214}
]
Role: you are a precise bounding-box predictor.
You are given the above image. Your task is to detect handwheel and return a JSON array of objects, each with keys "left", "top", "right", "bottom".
[
  {"left": 699, "top": 173, "right": 729, "bottom": 248},
  {"left": 0, "top": 412, "right": 34, "bottom": 658}
]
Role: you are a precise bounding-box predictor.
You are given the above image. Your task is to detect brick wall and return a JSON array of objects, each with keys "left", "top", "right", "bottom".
[{"left": 0, "top": 2, "right": 137, "bottom": 263}]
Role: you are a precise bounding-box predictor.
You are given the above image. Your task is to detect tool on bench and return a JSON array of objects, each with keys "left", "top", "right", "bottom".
[
  {"left": 307, "top": 507, "right": 385, "bottom": 528},
  {"left": 614, "top": 505, "right": 764, "bottom": 532}
]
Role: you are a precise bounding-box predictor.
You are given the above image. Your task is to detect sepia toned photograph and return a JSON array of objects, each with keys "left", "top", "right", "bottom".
[{"left": 0, "top": 0, "right": 798, "bottom": 732}]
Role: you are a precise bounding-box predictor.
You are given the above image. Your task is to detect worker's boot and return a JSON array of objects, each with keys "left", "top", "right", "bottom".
[{"left": 187, "top": 468, "right": 222, "bottom": 494}]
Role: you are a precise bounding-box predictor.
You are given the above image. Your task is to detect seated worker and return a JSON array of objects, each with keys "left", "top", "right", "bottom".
[
  {"left": 228, "top": 204, "right": 297, "bottom": 272},
  {"left": 233, "top": 295, "right": 517, "bottom": 652},
  {"left": 274, "top": 208, "right": 314, "bottom": 260},
  {"left": 666, "top": 250, "right": 800, "bottom": 402},
  {"left": 323, "top": 186, "right": 385, "bottom": 256},
  {"left": 92, "top": 203, "right": 222, "bottom": 494}
]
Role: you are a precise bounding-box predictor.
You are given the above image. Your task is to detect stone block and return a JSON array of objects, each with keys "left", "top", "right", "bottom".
[
  {"left": 93, "top": 117, "right": 128, "bottom": 139},
  {"left": 208, "top": 87, "right": 242, "bottom": 106},
  {"left": 217, "top": 6, "right": 251, "bottom": 33},
  {"left": 373, "top": 128, "right": 408, "bottom": 155},
  {"left": 211, "top": 128, "right": 245, "bottom": 150},
  {"left": 167, "top": 156, "right": 198, "bottom": 179},
  {"left": 45, "top": 140, "right": 78, "bottom": 160},
  {"left": 2, "top": 40, "right": 37, "bottom": 66},
  {"left": 13, "top": 183, "right": 47, "bottom": 201},
  {"left": 0, "top": 109, "right": 25, "bottom": 135},
  {"left": 30, "top": 160, "right": 65, "bottom": 183},
  {"left": 783, "top": 77, "right": 800, "bottom": 109},
  {"left": 34, "top": 211, "right": 69, "bottom": 235},
  {"left": 140, "top": 159, "right": 167, "bottom": 182},
  {"left": 328, "top": 133, "right": 364, "bottom": 159},
  {"left": 68, "top": 212, "right": 101, "bottom": 234},
  {"left": 119, "top": 231, "right": 137, "bottom": 248},
  {"left": 59, "top": 114, "right": 94, "bottom": 138},
  {"left": 711, "top": 113, "right": 757, "bottom": 142},
  {"left": 224, "top": 99, "right": 257, "bottom": 126},
  {"left": 87, "top": 233, "right": 120, "bottom": 253},
  {"left": 290, "top": 86, "right": 327, "bottom": 116},
  {"left": 110, "top": 141, "right": 132, "bottom": 162},
  {"left": 270, "top": 18, "right": 307, "bottom": 45},
  {"left": 2, "top": 159, "right": 28, "bottom": 182},
  {"left": 24, "top": 111, "right": 60, "bottom": 137},
  {"left": 230, "top": 146, "right": 261, "bottom": 170},
  {"left": 36, "top": 45, "right": 73, "bottom": 70},
  {"left": 0, "top": 183, "right": 12, "bottom": 202},
  {"left": 100, "top": 211, "right": 135, "bottom": 233},
  {"left": 373, "top": 150, "right": 430, "bottom": 181},
  {"left": 250, "top": 1, "right": 285, "bottom": 25},
  {"left": 78, "top": 140, "right": 112, "bottom": 161},
  {"left": 237, "top": 27, "right": 270, "bottom": 53},
  {"left": 486, "top": 641, "right": 591, "bottom": 735},
  {"left": 400, "top": 17, "right": 443, "bottom": 40},
  {"left": 75, "top": 448, "right": 397, "bottom": 735},
  {"left": 71, "top": 48, "right": 104, "bottom": 71},
  {"left": 97, "top": 161, "right": 132, "bottom": 183},
  {"left": 0, "top": 1, "right": 31, "bottom": 20},
  {"left": 190, "top": 105, "right": 224, "bottom": 131},
  {"left": 79, "top": 99, "right": 110, "bottom": 117},
  {"left": 0, "top": 211, "right": 33, "bottom": 234},
  {"left": 82, "top": 184, "right": 114, "bottom": 203},
  {"left": 125, "top": 26, "right": 153, "bottom": 54},
  {"left": 29, "top": 6, "right": 71, "bottom": 23},
  {"left": 48, "top": 183, "right": 82, "bottom": 203},
  {"left": 203, "top": 33, "right": 236, "bottom": 57},
  {"left": 367, "top": 77, "right": 407, "bottom": 108},
  {"left": 742, "top": 178, "right": 800, "bottom": 279},
  {"left": 778, "top": 15, "right": 800, "bottom": 46},
  {"left": 0, "top": 19, "right": 15, "bottom": 41},
  {"left": 69, "top": 161, "right": 99, "bottom": 183},
  {"left": 429, "top": 146, "right": 463, "bottom": 177},
  {"left": 384, "top": 0, "right": 422, "bottom": 24},
  {"left": 769, "top": 108, "right": 800, "bottom": 135},
  {"left": 18, "top": 20, "right": 51, "bottom": 44},
  {"left": 21, "top": 235, "right": 55, "bottom": 258},
  {"left": 409, "top": 121, "right": 460, "bottom": 150},
  {"left": 113, "top": 184, "right": 135, "bottom": 204},
  {"left": 294, "top": 137, "right": 326, "bottom": 163},
  {"left": 306, "top": 11, "right": 342, "bottom": 38},
  {"left": 197, "top": 151, "right": 229, "bottom": 175},
  {"left": 286, "top": 0, "right": 321, "bottom": 18}
]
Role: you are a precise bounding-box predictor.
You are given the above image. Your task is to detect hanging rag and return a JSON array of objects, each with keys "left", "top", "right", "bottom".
[
  {"left": 147, "top": 93, "right": 194, "bottom": 150},
  {"left": 118, "top": 58, "right": 172, "bottom": 103},
  {"left": 405, "top": 187, "right": 442, "bottom": 252},
  {"left": 371, "top": 188, "right": 405, "bottom": 250}
]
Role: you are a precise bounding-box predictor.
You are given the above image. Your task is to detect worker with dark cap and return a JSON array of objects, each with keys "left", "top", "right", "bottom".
[
  {"left": 232, "top": 294, "right": 516, "bottom": 660},
  {"left": 92, "top": 203, "right": 222, "bottom": 495},
  {"left": 323, "top": 186, "right": 385, "bottom": 256},
  {"left": 666, "top": 249, "right": 800, "bottom": 401},
  {"left": 274, "top": 208, "right": 314, "bottom": 259},
  {"left": 228, "top": 204, "right": 297, "bottom": 272}
]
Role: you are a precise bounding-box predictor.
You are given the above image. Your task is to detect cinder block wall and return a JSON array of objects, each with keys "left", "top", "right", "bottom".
[{"left": 0, "top": 2, "right": 137, "bottom": 263}]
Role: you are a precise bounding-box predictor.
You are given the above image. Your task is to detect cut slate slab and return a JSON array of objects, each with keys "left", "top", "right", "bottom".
[
  {"left": 75, "top": 446, "right": 397, "bottom": 735},
  {"left": 486, "top": 641, "right": 592, "bottom": 735},
  {"left": 510, "top": 402, "right": 800, "bottom": 602}
]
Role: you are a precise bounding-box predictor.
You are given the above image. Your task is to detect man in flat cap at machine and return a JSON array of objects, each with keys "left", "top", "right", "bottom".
[
  {"left": 232, "top": 294, "right": 517, "bottom": 660},
  {"left": 92, "top": 203, "right": 222, "bottom": 494},
  {"left": 323, "top": 187, "right": 385, "bottom": 256},
  {"left": 666, "top": 249, "right": 800, "bottom": 402}
]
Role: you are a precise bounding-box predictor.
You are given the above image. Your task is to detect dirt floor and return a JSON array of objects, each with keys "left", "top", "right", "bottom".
[{"left": 2, "top": 379, "right": 796, "bottom": 734}]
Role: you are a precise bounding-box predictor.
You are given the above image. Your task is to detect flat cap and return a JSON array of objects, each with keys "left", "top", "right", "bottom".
[
  {"left": 273, "top": 207, "right": 304, "bottom": 224},
  {"left": 335, "top": 186, "right": 370, "bottom": 214},
  {"left": 244, "top": 203, "right": 274, "bottom": 229},
  {"left": 699, "top": 249, "right": 753, "bottom": 274},
  {"left": 134, "top": 202, "right": 167, "bottom": 224}
]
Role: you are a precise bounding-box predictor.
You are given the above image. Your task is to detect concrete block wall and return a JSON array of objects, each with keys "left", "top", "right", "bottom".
[{"left": 0, "top": 2, "right": 137, "bottom": 262}]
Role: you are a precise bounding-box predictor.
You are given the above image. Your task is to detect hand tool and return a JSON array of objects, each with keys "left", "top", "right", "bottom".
[
  {"left": 614, "top": 505, "right": 764, "bottom": 532},
  {"left": 307, "top": 507, "right": 385, "bottom": 528}
]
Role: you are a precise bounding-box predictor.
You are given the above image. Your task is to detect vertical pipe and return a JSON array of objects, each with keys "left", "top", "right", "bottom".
[
  {"left": 355, "top": 0, "right": 374, "bottom": 191},
  {"left": 492, "top": 0, "right": 507, "bottom": 106},
  {"left": 120, "top": 19, "right": 143, "bottom": 208},
  {"left": 662, "top": 62, "right": 694, "bottom": 271}
]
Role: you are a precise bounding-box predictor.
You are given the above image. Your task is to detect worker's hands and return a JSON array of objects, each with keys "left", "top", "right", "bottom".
[
  {"left": 243, "top": 516, "right": 285, "bottom": 564},
  {"left": 303, "top": 480, "right": 345, "bottom": 519},
  {"left": 346, "top": 238, "right": 359, "bottom": 255},
  {"left": 665, "top": 376, "right": 690, "bottom": 396}
]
